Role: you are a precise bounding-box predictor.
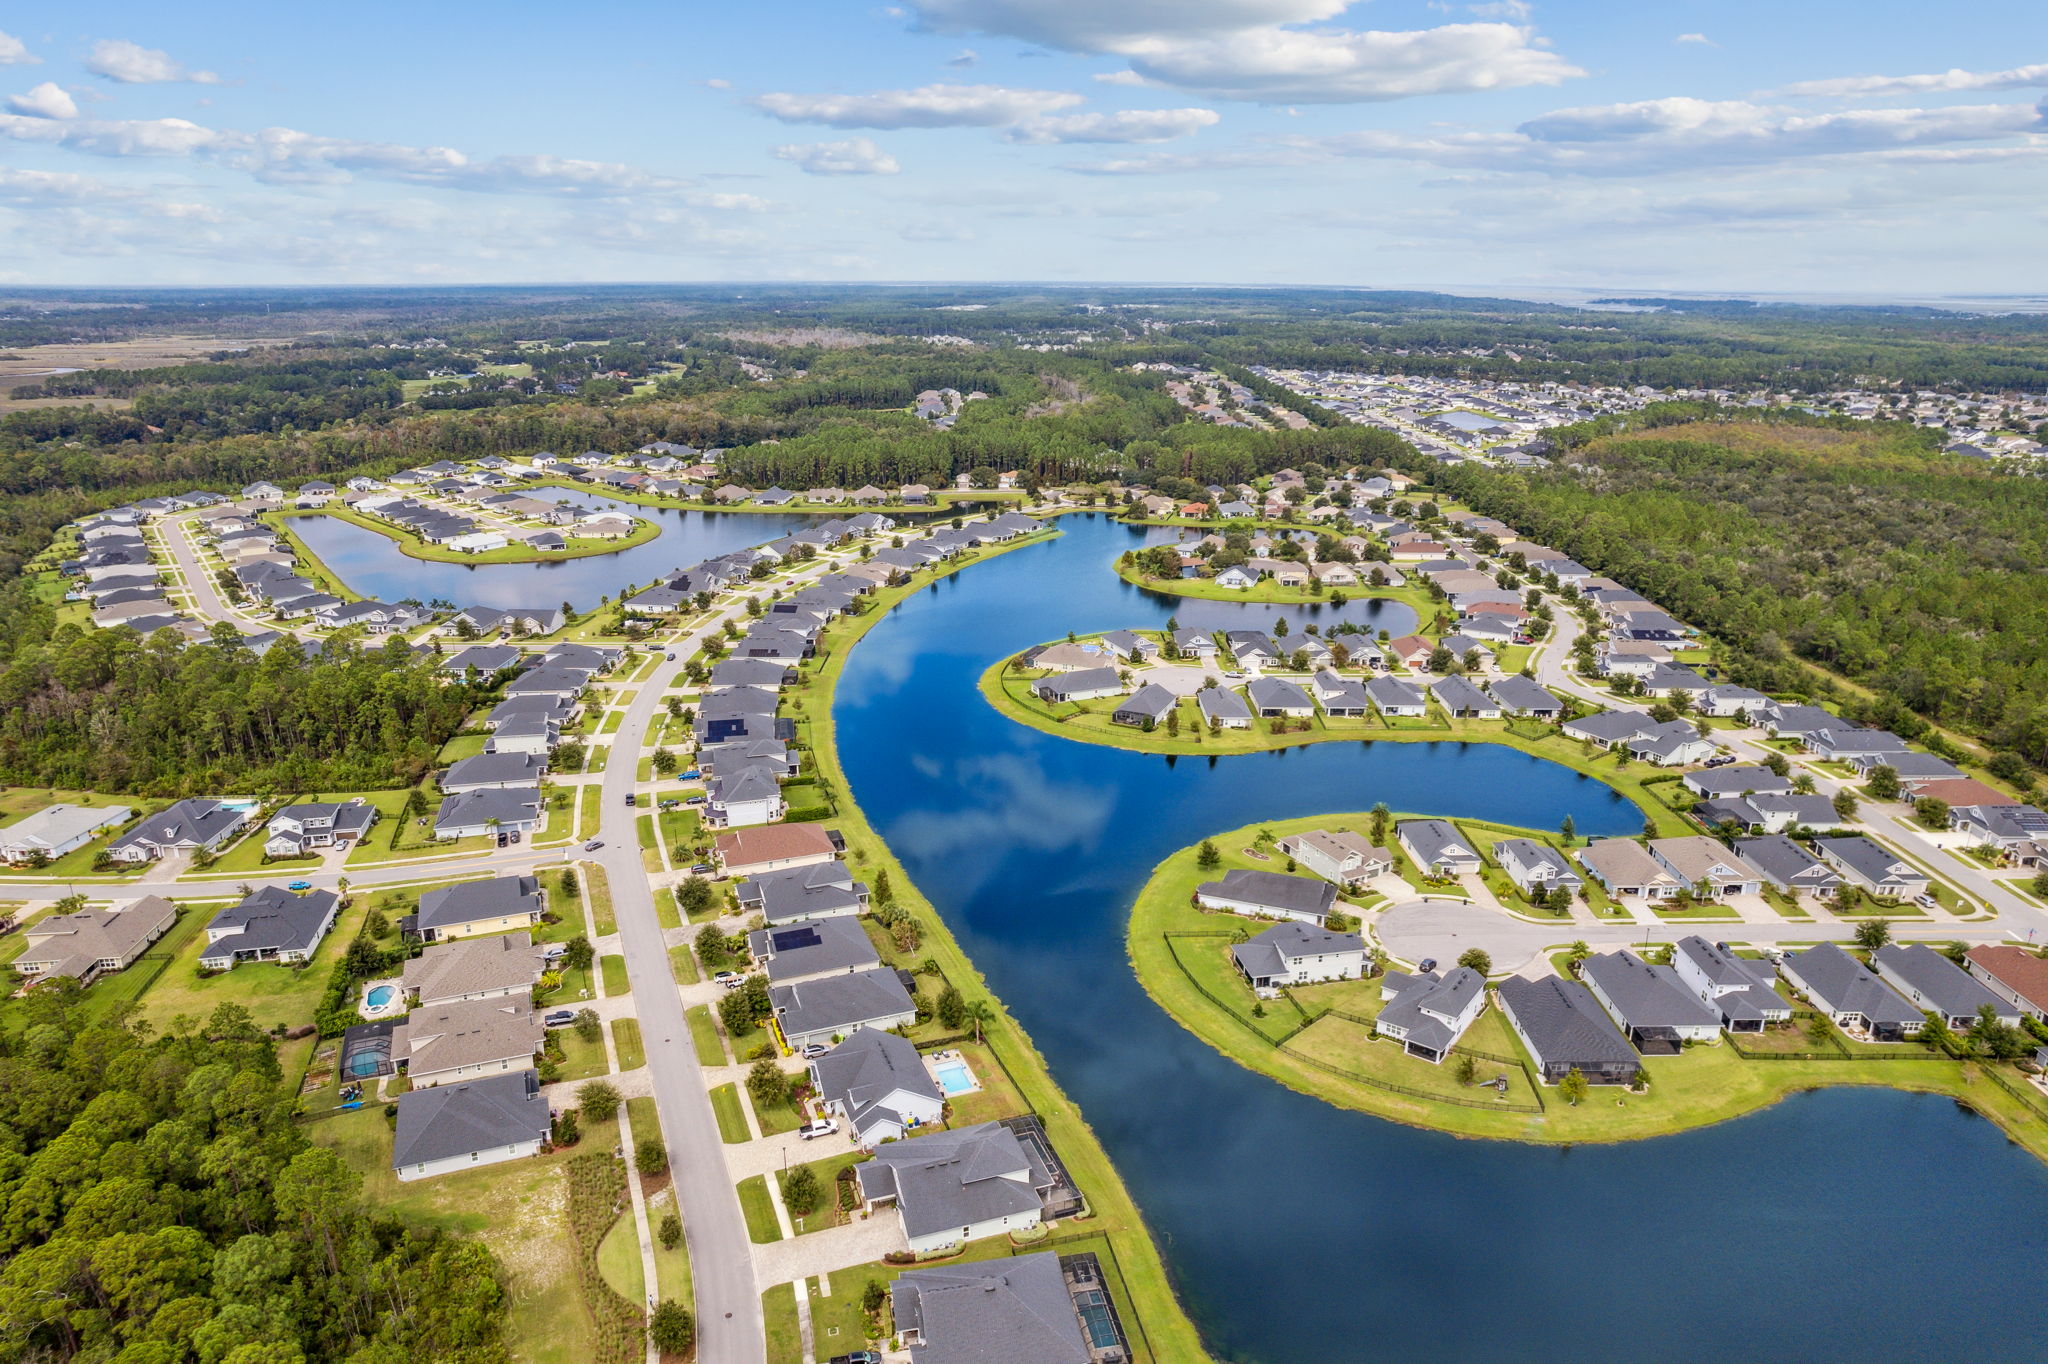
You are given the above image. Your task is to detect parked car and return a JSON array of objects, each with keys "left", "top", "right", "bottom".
[
  {"left": 680, "top": 769, "right": 701, "bottom": 779},
  {"left": 624, "top": 792, "right": 637, "bottom": 807},
  {"left": 799, "top": 1119, "right": 839, "bottom": 1141},
  {"left": 658, "top": 798, "right": 680, "bottom": 810},
  {"left": 685, "top": 795, "right": 706, "bottom": 806},
  {"left": 583, "top": 839, "right": 604, "bottom": 851},
  {"left": 713, "top": 970, "right": 743, "bottom": 988},
  {"left": 800, "top": 1043, "right": 829, "bottom": 1059},
  {"left": 542, "top": 1010, "right": 576, "bottom": 1028},
  {"left": 828, "top": 1351, "right": 880, "bottom": 1364},
  {"left": 1703, "top": 755, "right": 1736, "bottom": 768},
  {"left": 542, "top": 943, "right": 570, "bottom": 962},
  {"left": 1914, "top": 894, "right": 1938, "bottom": 909},
  {"left": 286, "top": 880, "right": 312, "bottom": 892},
  {"left": 690, "top": 862, "right": 714, "bottom": 875}
]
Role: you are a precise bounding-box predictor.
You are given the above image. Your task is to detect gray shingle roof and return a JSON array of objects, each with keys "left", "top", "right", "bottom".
[
  {"left": 746, "top": 916, "right": 880, "bottom": 983},
  {"left": 1497, "top": 975, "right": 1638, "bottom": 1071},
  {"left": 809, "top": 1027, "right": 942, "bottom": 1138},
  {"left": 1196, "top": 868, "right": 1336, "bottom": 920},
  {"left": 391, "top": 1071, "right": 550, "bottom": 1168},
  {"left": 891, "top": 1252, "right": 1091, "bottom": 1364},
  {"left": 770, "top": 967, "right": 915, "bottom": 1040},
  {"left": 416, "top": 875, "right": 543, "bottom": 933},
  {"left": 1583, "top": 951, "right": 1720, "bottom": 1031},
  {"left": 855, "top": 1121, "right": 1051, "bottom": 1241}
]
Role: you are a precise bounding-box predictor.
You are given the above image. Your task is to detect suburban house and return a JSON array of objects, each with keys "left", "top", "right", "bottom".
[
  {"left": 1231, "top": 921, "right": 1367, "bottom": 991},
  {"left": 1365, "top": 676, "right": 1427, "bottom": 718},
  {"left": 1812, "top": 836, "right": 1930, "bottom": 899},
  {"left": 704, "top": 766, "right": 786, "bottom": 828},
  {"left": 1032, "top": 666, "right": 1125, "bottom": 704},
  {"left": 747, "top": 916, "right": 881, "bottom": 984},
  {"left": 1112, "top": 684, "right": 1177, "bottom": 728},
  {"left": 1195, "top": 686, "right": 1253, "bottom": 730},
  {"left": 441, "top": 753, "right": 548, "bottom": 794},
  {"left": 199, "top": 887, "right": 341, "bottom": 970},
  {"left": 408, "top": 875, "right": 545, "bottom": 943},
  {"left": 1870, "top": 944, "right": 2018, "bottom": 1029},
  {"left": 1195, "top": 868, "right": 1337, "bottom": 925},
  {"left": 737, "top": 860, "right": 869, "bottom": 925},
  {"left": 1374, "top": 967, "right": 1486, "bottom": 1063},
  {"left": 1732, "top": 835, "right": 1842, "bottom": 898},
  {"left": 1671, "top": 935, "right": 1792, "bottom": 1032},
  {"left": 1647, "top": 837, "right": 1763, "bottom": 898},
  {"left": 264, "top": 800, "right": 380, "bottom": 856},
  {"left": 1310, "top": 670, "right": 1371, "bottom": 716},
  {"left": 1487, "top": 675, "right": 1562, "bottom": 719},
  {"left": 107, "top": 799, "right": 250, "bottom": 863},
  {"left": 1397, "top": 819, "right": 1482, "bottom": 878},
  {"left": 0, "top": 803, "right": 132, "bottom": 864},
  {"left": 1246, "top": 675, "right": 1315, "bottom": 717},
  {"left": 1628, "top": 720, "right": 1718, "bottom": 767},
  {"left": 1779, "top": 943, "right": 1923, "bottom": 1041},
  {"left": 891, "top": 1254, "right": 1096, "bottom": 1364},
  {"left": 1493, "top": 838, "right": 1583, "bottom": 896},
  {"left": 1495, "top": 975, "right": 1642, "bottom": 1085},
  {"left": 808, "top": 1026, "right": 945, "bottom": 1147},
  {"left": 1562, "top": 709, "right": 1652, "bottom": 750},
  {"left": 714, "top": 823, "right": 841, "bottom": 878},
  {"left": 770, "top": 967, "right": 919, "bottom": 1050},
  {"left": 1963, "top": 945, "right": 2048, "bottom": 1022},
  {"left": 1581, "top": 950, "right": 1722, "bottom": 1052},
  {"left": 14, "top": 895, "right": 178, "bottom": 985},
  {"left": 394, "top": 997, "right": 544, "bottom": 1087},
  {"left": 403, "top": 932, "right": 546, "bottom": 1009},
  {"left": 432, "top": 787, "right": 543, "bottom": 840},
  {"left": 1275, "top": 829, "right": 1391, "bottom": 889},
  {"left": 855, "top": 1120, "right": 1073, "bottom": 1254},
  {"left": 392, "top": 1071, "right": 551, "bottom": 1182}
]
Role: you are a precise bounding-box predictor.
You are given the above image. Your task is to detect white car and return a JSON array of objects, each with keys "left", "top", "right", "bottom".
[
  {"left": 1913, "top": 894, "right": 1937, "bottom": 909},
  {"left": 799, "top": 1119, "right": 839, "bottom": 1141},
  {"left": 713, "top": 970, "right": 744, "bottom": 989}
]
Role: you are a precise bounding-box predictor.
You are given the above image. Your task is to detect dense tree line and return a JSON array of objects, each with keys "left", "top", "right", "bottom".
[
  {"left": 0, "top": 625, "right": 473, "bottom": 793},
  {"left": 1426, "top": 419, "right": 2048, "bottom": 768},
  {"left": 0, "top": 988, "right": 510, "bottom": 1361}
]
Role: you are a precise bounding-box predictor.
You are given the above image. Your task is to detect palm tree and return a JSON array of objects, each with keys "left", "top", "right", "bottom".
[
  {"left": 1566, "top": 940, "right": 1591, "bottom": 975},
  {"left": 965, "top": 998, "right": 996, "bottom": 1046}
]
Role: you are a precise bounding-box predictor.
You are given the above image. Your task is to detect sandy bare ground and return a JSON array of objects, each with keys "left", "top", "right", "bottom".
[{"left": 0, "top": 335, "right": 298, "bottom": 413}]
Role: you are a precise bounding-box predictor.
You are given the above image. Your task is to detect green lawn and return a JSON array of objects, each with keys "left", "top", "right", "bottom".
[
  {"left": 583, "top": 862, "right": 615, "bottom": 934},
  {"left": 669, "top": 943, "right": 700, "bottom": 984},
  {"left": 774, "top": 1151, "right": 869, "bottom": 1236},
  {"left": 612, "top": 1018, "right": 645, "bottom": 1071},
  {"left": 687, "top": 1004, "right": 727, "bottom": 1066},
  {"left": 762, "top": 1283, "right": 800, "bottom": 1364},
  {"left": 600, "top": 954, "right": 628, "bottom": 996},
  {"left": 134, "top": 890, "right": 360, "bottom": 1036},
  {"left": 748, "top": 1083, "right": 804, "bottom": 1137},
  {"left": 595, "top": 1208, "right": 645, "bottom": 1304},
  {"left": 553, "top": 1027, "right": 610, "bottom": 1082},
  {"left": 708, "top": 1082, "right": 750, "bottom": 1143},
  {"left": 736, "top": 1174, "right": 782, "bottom": 1243}
]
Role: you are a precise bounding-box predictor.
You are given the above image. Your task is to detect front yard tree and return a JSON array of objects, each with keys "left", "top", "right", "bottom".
[
  {"left": 1197, "top": 840, "right": 1222, "bottom": 869},
  {"left": 746, "top": 1057, "right": 788, "bottom": 1112},
  {"left": 677, "top": 876, "right": 717, "bottom": 918},
  {"left": 659, "top": 1212, "right": 682, "bottom": 1249},
  {"left": 573, "top": 1008, "right": 601, "bottom": 1044},
  {"left": 649, "top": 1300, "right": 695, "bottom": 1356},
  {"left": 565, "top": 934, "right": 594, "bottom": 972},
  {"left": 783, "top": 1165, "right": 821, "bottom": 1217},
  {"left": 577, "top": 1080, "right": 621, "bottom": 1123},
  {"left": 635, "top": 1137, "right": 669, "bottom": 1177},
  {"left": 1913, "top": 795, "right": 1950, "bottom": 830},
  {"left": 1457, "top": 948, "right": 1492, "bottom": 976},
  {"left": 1559, "top": 1067, "right": 1589, "bottom": 1107},
  {"left": 1867, "top": 765, "right": 1901, "bottom": 800},
  {"left": 652, "top": 747, "right": 678, "bottom": 776},
  {"left": 1854, "top": 917, "right": 1893, "bottom": 951}
]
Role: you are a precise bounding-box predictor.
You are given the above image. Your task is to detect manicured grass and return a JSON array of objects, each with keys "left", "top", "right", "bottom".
[
  {"left": 599, "top": 954, "right": 628, "bottom": 997},
  {"left": 748, "top": 1083, "right": 805, "bottom": 1137},
  {"left": 577, "top": 785, "right": 602, "bottom": 838},
  {"left": 276, "top": 503, "right": 659, "bottom": 565},
  {"left": 928, "top": 1037, "right": 1033, "bottom": 1127},
  {"left": 553, "top": 1026, "right": 610, "bottom": 1082},
  {"left": 611, "top": 1018, "right": 645, "bottom": 1071},
  {"left": 1114, "top": 556, "right": 1433, "bottom": 619},
  {"left": 687, "top": 1004, "right": 727, "bottom": 1066},
  {"left": 1650, "top": 901, "right": 1745, "bottom": 922},
  {"left": 437, "top": 733, "right": 488, "bottom": 763},
  {"left": 762, "top": 1282, "right": 801, "bottom": 1364},
  {"left": 595, "top": 1208, "right": 645, "bottom": 1304},
  {"left": 736, "top": 1174, "right": 783, "bottom": 1243},
  {"left": 708, "top": 1082, "right": 750, "bottom": 1143},
  {"left": 133, "top": 891, "right": 349, "bottom": 1036},
  {"left": 773, "top": 1150, "right": 870, "bottom": 1236},
  {"left": 669, "top": 942, "right": 700, "bottom": 984},
  {"left": 637, "top": 815, "right": 662, "bottom": 873}
]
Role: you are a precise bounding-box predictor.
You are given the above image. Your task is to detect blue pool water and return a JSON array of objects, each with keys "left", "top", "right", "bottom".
[
  {"left": 365, "top": 984, "right": 395, "bottom": 1009},
  {"left": 934, "top": 1059, "right": 974, "bottom": 1094}
]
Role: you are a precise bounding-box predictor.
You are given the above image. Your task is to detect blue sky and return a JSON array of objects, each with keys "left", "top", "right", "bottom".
[{"left": 1, "top": 2, "right": 2043, "bottom": 291}]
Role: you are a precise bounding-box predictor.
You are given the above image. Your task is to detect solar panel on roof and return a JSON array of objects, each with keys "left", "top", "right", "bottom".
[{"left": 770, "top": 925, "right": 822, "bottom": 951}]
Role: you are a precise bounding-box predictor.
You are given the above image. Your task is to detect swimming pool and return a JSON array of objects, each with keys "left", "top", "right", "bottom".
[
  {"left": 366, "top": 984, "right": 396, "bottom": 1009},
  {"left": 934, "top": 1059, "right": 975, "bottom": 1095}
]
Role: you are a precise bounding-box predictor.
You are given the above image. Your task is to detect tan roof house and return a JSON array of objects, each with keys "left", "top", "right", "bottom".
[
  {"left": 394, "top": 997, "right": 544, "bottom": 1087},
  {"left": 15, "top": 895, "right": 178, "bottom": 985},
  {"left": 404, "top": 931, "right": 548, "bottom": 1009}
]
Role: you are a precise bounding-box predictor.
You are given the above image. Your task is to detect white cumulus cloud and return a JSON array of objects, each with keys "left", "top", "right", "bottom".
[
  {"left": 1675, "top": 33, "right": 1716, "bottom": 47},
  {"left": 773, "top": 138, "right": 902, "bottom": 175},
  {"left": 909, "top": 2, "right": 1580, "bottom": 103},
  {"left": 1776, "top": 63, "right": 2048, "bottom": 99},
  {"left": 1006, "top": 106, "right": 1219, "bottom": 143},
  {"left": 0, "top": 30, "right": 37, "bottom": 66},
  {"left": 6, "top": 81, "right": 77, "bottom": 119},
  {"left": 749, "top": 82, "right": 1084, "bottom": 128},
  {"left": 84, "top": 39, "right": 221, "bottom": 85}
]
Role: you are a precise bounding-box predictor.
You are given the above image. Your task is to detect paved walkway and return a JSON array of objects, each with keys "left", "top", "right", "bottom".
[{"left": 750, "top": 1216, "right": 908, "bottom": 1289}]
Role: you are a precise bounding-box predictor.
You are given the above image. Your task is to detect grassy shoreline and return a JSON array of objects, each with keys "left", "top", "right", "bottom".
[
  {"left": 1111, "top": 554, "right": 1440, "bottom": 622},
  {"left": 780, "top": 519, "right": 1210, "bottom": 1363},
  {"left": 978, "top": 654, "right": 1695, "bottom": 837},
  {"left": 1128, "top": 813, "right": 2048, "bottom": 1161}
]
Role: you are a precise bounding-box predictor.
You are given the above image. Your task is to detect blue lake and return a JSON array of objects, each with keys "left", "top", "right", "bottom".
[
  {"left": 834, "top": 514, "right": 2048, "bottom": 1364},
  {"left": 289, "top": 492, "right": 826, "bottom": 611}
]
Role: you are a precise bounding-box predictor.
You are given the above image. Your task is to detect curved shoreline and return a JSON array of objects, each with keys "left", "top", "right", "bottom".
[
  {"left": 786, "top": 520, "right": 1219, "bottom": 1363},
  {"left": 1111, "top": 553, "right": 1437, "bottom": 618},
  {"left": 1129, "top": 813, "right": 2048, "bottom": 1160},
  {"left": 977, "top": 649, "right": 1697, "bottom": 837}
]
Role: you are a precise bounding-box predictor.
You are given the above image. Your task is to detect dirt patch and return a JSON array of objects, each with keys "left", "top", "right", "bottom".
[
  {"left": 1024, "top": 371, "right": 1090, "bottom": 418},
  {"left": 0, "top": 335, "right": 295, "bottom": 386},
  {"left": 721, "top": 327, "right": 889, "bottom": 350}
]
